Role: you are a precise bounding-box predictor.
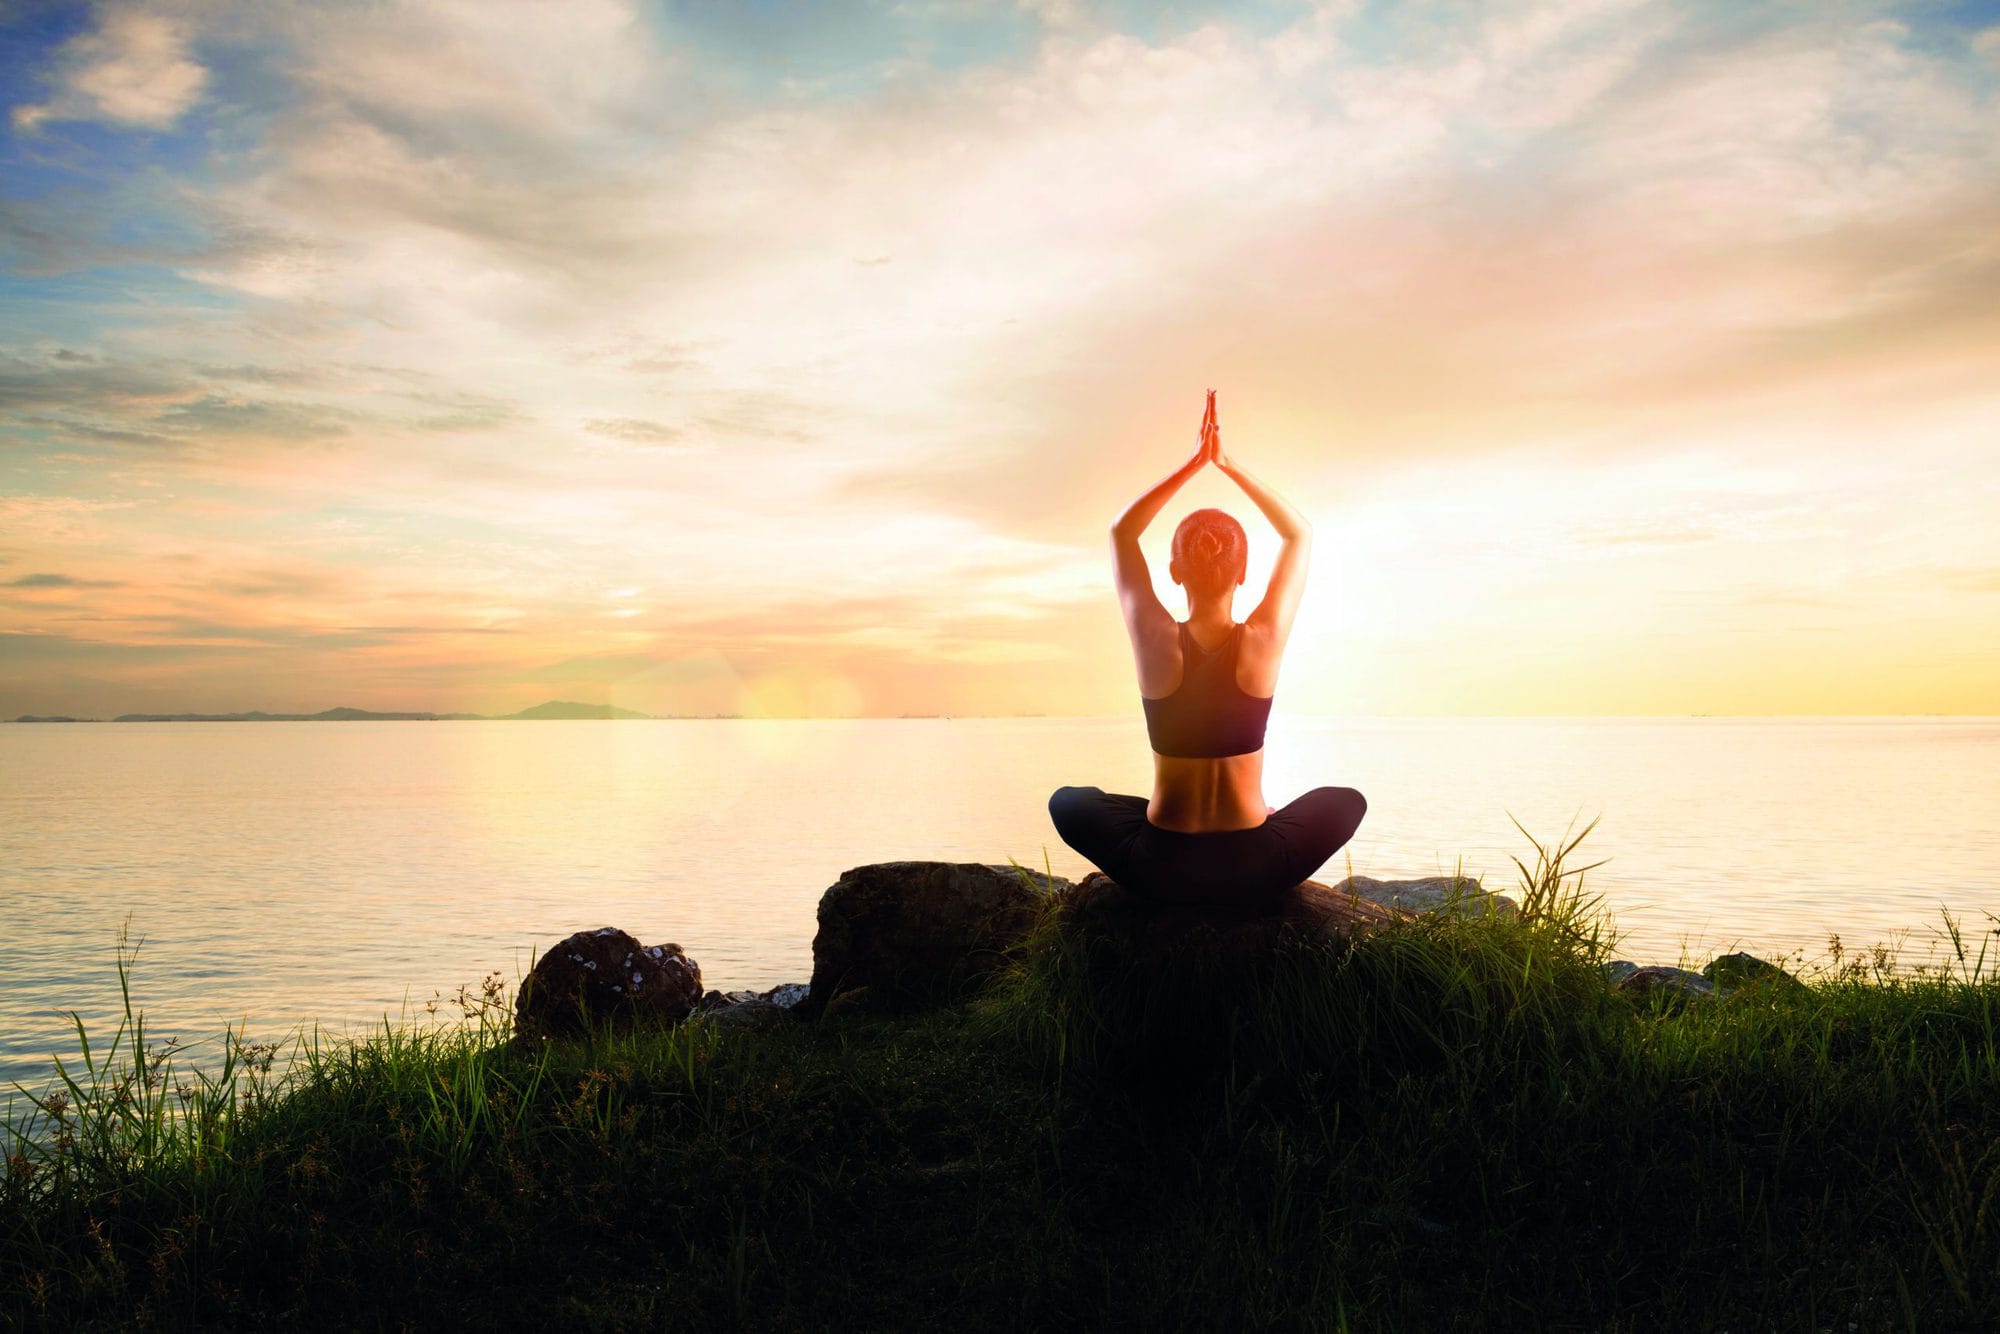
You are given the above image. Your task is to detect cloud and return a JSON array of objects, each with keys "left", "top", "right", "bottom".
[
  {"left": 1928, "top": 565, "right": 2000, "bottom": 594},
  {"left": 401, "top": 391, "right": 521, "bottom": 433},
  {"left": 5, "top": 572, "right": 121, "bottom": 589},
  {"left": 584, "top": 417, "right": 684, "bottom": 444},
  {"left": 151, "top": 394, "right": 351, "bottom": 440},
  {"left": 0, "top": 350, "right": 542, "bottom": 483},
  {"left": 1736, "top": 591, "right": 1842, "bottom": 609},
  {"left": 0, "top": 629, "right": 200, "bottom": 661},
  {"left": 343, "top": 624, "right": 517, "bottom": 636},
  {"left": 10, "top": 9, "right": 207, "bottom": 132},
  {"left": 0, "top": 353, "right": 190, "bottom": 412},
  {"left": 1977, "top": 26, "right": 2000, "bottom": 71},
  {"left": 210, "top": 570, "right": 341, "bottom": 599}
]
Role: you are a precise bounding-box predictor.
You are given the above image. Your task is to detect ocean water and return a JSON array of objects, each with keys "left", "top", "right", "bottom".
[{"left": 3, "top": 716, "right": 1997, "bottom": 1094}]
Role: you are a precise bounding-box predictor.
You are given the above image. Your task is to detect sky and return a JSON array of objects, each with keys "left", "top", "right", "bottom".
[{"left": 2, "top": 0, "right": 1998, "bottom": 719}]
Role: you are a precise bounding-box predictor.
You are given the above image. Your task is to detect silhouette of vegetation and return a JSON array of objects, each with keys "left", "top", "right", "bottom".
[{"left": 4, "top": 826, "right": 1997, "bottom": 1329}]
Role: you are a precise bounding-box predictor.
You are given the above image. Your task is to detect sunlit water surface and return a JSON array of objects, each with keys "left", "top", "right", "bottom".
[{"left": 4, "top": 717, "right": 1997, "bottom": 1094}]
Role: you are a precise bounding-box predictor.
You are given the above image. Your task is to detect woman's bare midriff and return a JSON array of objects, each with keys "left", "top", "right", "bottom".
[{"left": 1146, "top": 749, "right": 1269, "bottom": 832}]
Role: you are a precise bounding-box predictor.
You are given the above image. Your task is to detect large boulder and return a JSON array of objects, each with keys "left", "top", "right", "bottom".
[
  {"left": 1333, "top": 874, "right": 1517, "bottom": 918},
  {"left": 802, "top": 862, "right": 1070, "bottom": 1015},
  {"left": 515, "top": 927, "right": 703, "bottom": 1038},
  {"left": 1038, "top": 875, "right": 1404, "bottom": 1095},
  {"left": 1056, "top": 872, "right": 1402, "bottom": 963}
]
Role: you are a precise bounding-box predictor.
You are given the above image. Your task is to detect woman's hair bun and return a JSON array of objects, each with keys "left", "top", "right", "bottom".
[{"left": 1170, "top": 508, "right": 1248, "bottom": 595}]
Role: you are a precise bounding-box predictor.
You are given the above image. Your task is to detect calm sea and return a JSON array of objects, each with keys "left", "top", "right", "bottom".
[{"left": 3, "top": 717, "right": 1997, "bottom": 1094}]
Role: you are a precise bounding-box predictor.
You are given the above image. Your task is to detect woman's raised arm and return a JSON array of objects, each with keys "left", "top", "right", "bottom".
[
  {"left": 1209, "top": 404, "right": 1312, "bottom": 642},
  {"left": 1110, "top": 394, "right": 1212, "bottom": 644}
]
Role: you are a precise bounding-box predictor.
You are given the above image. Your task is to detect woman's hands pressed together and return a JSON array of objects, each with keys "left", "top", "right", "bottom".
[{"left": 1199, "top": 389, "right": 1234, "bottom": 472}]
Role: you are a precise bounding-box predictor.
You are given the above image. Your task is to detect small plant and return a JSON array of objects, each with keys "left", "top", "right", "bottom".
[
  {"left": 2, "top": 923, "right": 280, "bottom": 1196},
  {"left": 1504, "top": 809, "right": 1613, "bottom": 959}
]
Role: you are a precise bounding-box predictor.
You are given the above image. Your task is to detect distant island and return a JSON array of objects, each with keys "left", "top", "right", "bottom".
[{"left": 10, "top": 700, "right": 663, "bottom": 723}]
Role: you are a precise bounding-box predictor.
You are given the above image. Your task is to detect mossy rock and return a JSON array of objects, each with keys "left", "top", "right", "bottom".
[
  {"left": 800, "top": 862, "right": 1071, "bottom": 1017},
  {"left": 1056, "top": 871, "right": 1400, "bottom": 962},
  {"left": 1703, "top": 952, "right": 1808, "bottom": 994}
]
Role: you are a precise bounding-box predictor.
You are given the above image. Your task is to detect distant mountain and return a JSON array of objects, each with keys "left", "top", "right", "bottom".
[
  {"left": 498, "top": 700, "right": 653, "bottom": 720},
  {"left": 112, "top": 708, "right": 460, "bottom": 722},
  {"left": 13, "top": 715, "right": 88, "bottom": 723},
  {"left": 101, "top": 700, "right": 652, "bottom": 722}
]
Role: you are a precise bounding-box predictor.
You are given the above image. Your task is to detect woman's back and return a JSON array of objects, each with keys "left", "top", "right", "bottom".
[{"left": 1141, "top": 617, "right": 1278, "bottom": 832}]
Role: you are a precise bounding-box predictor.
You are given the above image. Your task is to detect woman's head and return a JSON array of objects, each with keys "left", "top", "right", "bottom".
[{"left": 1169, "top": 508, "right": 1248, "bottom": 600}]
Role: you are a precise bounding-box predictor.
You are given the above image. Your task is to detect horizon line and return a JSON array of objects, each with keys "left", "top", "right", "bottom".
[{"left": 9, "top": 709, "right": 2000, "bottom": 722}]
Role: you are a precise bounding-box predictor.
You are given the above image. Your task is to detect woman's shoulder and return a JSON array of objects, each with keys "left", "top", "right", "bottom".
[{"left": 1233, "top": 618, "right": 1285, "bottom": 693}]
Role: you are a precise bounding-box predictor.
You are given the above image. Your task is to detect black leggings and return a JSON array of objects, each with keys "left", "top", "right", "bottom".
[{"left": 1047, "top": 785, "right": 1368, "bottom": 907}]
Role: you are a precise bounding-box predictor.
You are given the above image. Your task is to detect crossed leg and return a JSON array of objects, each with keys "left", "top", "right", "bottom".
[
  {"left": 1262, "top": 786, "right": 1368, "bottom": 887},
  {"left": 1046, "top": 785, "right": 1150, "bottom": 880},
  {"left": 1047, "top": 783, "right": 1368, "bottom": 904}
]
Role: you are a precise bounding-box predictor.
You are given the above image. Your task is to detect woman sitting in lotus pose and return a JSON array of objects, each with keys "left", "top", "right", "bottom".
[{"left": 1048, "top": 391, "right": 1367, "bottom": 907}]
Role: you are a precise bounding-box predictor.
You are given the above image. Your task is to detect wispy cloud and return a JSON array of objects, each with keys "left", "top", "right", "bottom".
[
  {"left": 1917, "top": 564, "right": 2000, "bottom": 594},
  {"left": 583, "top": 418, "right": 685, "bottom": 445},
  {"left": 1977, "top": 26, "right": 2000, "bottom": 70},
  {"left": 5, "top": 571, "right": 121, "bottom": 589},
  {"left": 10, "top": 10, "right": 206, "bottom": 131}
]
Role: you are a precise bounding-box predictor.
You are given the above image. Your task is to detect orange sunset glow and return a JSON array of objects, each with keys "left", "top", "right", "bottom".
[{"left": 5, "top": 1, "right": 1999, "bottom": 719}]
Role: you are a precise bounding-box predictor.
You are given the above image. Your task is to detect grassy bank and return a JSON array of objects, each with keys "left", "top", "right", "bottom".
[{"left": 5, "top": 840, "right": 1998, "bottom": 1331}]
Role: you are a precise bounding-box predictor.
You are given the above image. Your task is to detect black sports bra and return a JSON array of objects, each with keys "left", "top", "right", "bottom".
[{"left": 1141, "top": 620, "right": 1274, "bottom": 759}]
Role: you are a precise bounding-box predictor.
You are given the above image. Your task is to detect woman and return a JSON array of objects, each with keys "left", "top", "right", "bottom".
[{"left": 1048, "top": 391, "right": 1367, "bottom": 907}]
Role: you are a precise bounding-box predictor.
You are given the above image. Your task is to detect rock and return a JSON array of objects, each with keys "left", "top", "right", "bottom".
[
  {"left": 1055, "top": 872, "right": 1402, "bottom": 965},
  {"left": 692, "top": 981, "right": 813, "bottom": 1032},
  {"left": 700, "top": 989, "right": 766, "bottom": 1010},
  {"left": 802, "top": 862, "right": 1071, "bottom": 1016},
  {"left": 1044, "top": 871, "right": 1535, "bottom": 970},
  {"left": 1334, "top": 874, "right": 1518, "bottom": 917},
  {"left": 762, "top": 982, "right": 810, "bottom": 1010},
  {"left": 818, "top": 985, "right": 880, "bottom": 1022},
  {"left": 1613, "top": 965, "right": 1717, "bottom": 1004},
  {"left": 1702, "top": 952, "right": 1806, "bottom": 994},
  {"left": 515, "top": 927, "right": 703, "bottom": 1039},
  {"left": 695, "top": 1000, "right": 793, "bottom": 1032},
  {"left": 1604, "top": 956, "right": 1807, "bottom": 1007},
  {"left": 1040, "top": 875, "right": 1404, "bottom": 1093}
]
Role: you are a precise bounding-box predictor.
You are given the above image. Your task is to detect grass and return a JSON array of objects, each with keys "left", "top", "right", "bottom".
[{"left": 4, "top": 826, "right": 1999, "bottom": 1331}]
